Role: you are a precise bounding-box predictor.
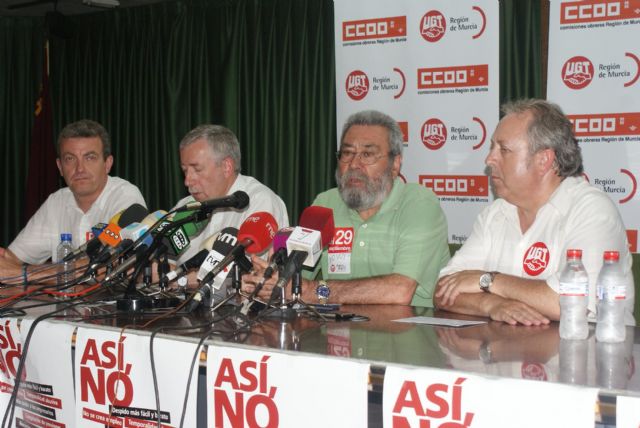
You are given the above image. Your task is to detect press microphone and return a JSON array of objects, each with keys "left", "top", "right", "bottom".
[
  {"left": 287, "top": 206, "right": 335, "bottom": 268},
  {"left": 63, "top": 222, "right": 107, "bottom": 261},
  {"left": 186, "top": 230, "right": 239, "bottom": 312},
  {"left": 164, "top": 233, "right": 220, "bottom": 283},
  {"left": 103, "top": 244, "right": 150, "bottom": 283},
  {"left": 117, "top": 203, "right": 149, "bottom": 228},
  {"left": 240, "top": 227, "right": 293, "bottom": 314},
  {"left": 174, "top": 190, "right": 250, "bottom": 213},
  {"left": 272, "top": 206, "right": 334, "bottom": 291},
  {"left": 199, "top": 211, "right": 278, "bottom": 286},
  {"left": 197, "top": 228, "right": 239, "bottom": 281}
]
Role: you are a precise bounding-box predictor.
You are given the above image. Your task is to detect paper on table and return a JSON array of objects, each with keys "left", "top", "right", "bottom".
[{"left": 392, "top": 316, "right": 487, "bottom": 327}]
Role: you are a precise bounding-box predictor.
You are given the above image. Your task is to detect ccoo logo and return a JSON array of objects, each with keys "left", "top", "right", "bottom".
[
  {"left": 562, "top": 56, "right": 594, "bottom": 90},
  {"left": 421, "top": 118, "right": 447, "bottom": 150},
  {"left": 346, "top": 70, "right": 369, "bottom": 101},
  {"left": 420, "top": 10, "right": 446, "bottom": 42},
  {"left": 522, "top": 242, "right": 550, "bottom": 276}
]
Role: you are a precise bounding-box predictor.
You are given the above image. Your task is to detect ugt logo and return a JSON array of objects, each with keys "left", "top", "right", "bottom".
[
  {"left": 420, "top": 10, "right": 446, "bottom": 42},
  {"left": 421, "top": 118, "right": 447, "bottom": 150},
  {"left": 522, "top": 242, "right": 550, "bottom": 276},
  {"left": 562, "top": 56, "right": 594, "bottom": 90},
  {"left": 346, "top": 70, "right": 369, "bottom": 101}
]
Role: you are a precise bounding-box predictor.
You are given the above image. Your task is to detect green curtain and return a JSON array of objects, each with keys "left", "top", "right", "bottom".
[
  {"left": 500, "top": 0, "right": 544, "bottom": 103},
  {"left": 48, "top": 0, "right": 336, "bottom": 226},
  {"left": 0, "top": 17, "right": 44, "bottom": 245},
  {"left": 1, "top": 0, "right": 542, "bottom": 247}
]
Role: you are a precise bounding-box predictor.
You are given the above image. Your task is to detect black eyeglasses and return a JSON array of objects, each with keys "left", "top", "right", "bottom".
[{"left": 335, "top": 149, "right": 390, "bottom": 165}]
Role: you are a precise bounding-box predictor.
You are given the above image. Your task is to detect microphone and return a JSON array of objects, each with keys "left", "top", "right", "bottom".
[
  {"left": 240, "top": 227, "right": 293, "bottom": 314},
  {"left": 63, "top": 222, "right": 107, "bottom": 261},
  {"left": 151, "top": 210, "right": 210, "bottom": 257},
  {"left": 174, "top": 190, "right": 250, "bottom": 213},
  {"left": 163, "top": 232, "right": 220, "bottom": 283},
  {"left": 92, "top": 204, "right": 151, "bottom": 260},
  {"left": 103, "top": 244, "right": 149, "bottom": 283},
  {"left": 199, "top": 211, "right": 278, "bottom": 286},
  {"left": 117, "top": 203, "right": 149, "bottom": 228},
  {"left": 286, "top": 206, "right": 335, "bottom": 268},
  {"left": 272, "top": 206, "right": 335, "bottom": 292},
  {"left": 197, "top": 228, "right": 239, "bottom": 281},
  {"left": 186, "top": 230, "right": 239, "bottom": 312}
]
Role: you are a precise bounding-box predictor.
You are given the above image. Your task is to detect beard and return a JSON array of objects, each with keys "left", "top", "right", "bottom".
[{"left": 336, "top": 166, "right": 394, "bottom": 211}]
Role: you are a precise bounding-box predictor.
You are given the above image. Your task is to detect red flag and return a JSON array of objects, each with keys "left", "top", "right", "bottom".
[{"left": 24, "top": 40, "right": 59, "bottom": 221}]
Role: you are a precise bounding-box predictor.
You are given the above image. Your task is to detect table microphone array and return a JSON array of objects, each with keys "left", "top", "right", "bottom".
[{"left": 30, "top": 191, "right": 336, "bottom": 315}]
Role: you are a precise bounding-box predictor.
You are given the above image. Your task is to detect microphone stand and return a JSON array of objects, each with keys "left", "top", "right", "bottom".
[
  {"left": 211, "top": 253, "right": 253, "bottom": 311},
  {"left": 262, "top": 270, "right": 327, "bottom": 322}
]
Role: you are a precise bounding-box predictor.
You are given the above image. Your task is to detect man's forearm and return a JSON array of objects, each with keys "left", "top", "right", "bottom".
[
  {"left": 490, "top": 274, "right": 560, "bottom": 320},
  {"left": 303, "top": 273, "right": 417, "bottom": 305}
]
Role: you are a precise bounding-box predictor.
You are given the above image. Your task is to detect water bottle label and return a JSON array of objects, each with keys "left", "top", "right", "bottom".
[
  {"left": 597, "top": 284, "right": 626, "bottom": 301},
  {"left": 559, "top": 280, "right": 588, "bottom": 296}
]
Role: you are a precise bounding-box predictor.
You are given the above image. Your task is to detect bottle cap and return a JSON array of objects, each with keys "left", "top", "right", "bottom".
[
  {"left": 61, "top": 233, "right": 72, "bottom": 242},
  {"left": 603, "top": 251, "right": 619, "bottom": 262},
  {"left": 566, "top": 249, "right": 582, "bottom": 259}
]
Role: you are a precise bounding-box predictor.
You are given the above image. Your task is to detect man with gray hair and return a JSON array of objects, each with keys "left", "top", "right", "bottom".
[
  {"left": 173, "top": 124, "right": 288, "bottom": 267},
  {"left": 0, "top": 119, "right": 146, "bottom": 274},
  {"left": 435, "top": 99, "right": 635, "bottom": 326},
  {"left": 243, "top": 110, "right": 450, "bottom": 306}
]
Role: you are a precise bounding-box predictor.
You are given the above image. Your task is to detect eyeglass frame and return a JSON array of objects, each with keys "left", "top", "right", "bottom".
[{"left": 335, "top": 148, "right": 393, "bottom": 165}]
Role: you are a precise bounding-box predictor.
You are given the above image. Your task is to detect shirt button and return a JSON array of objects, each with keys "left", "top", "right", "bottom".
[
  {"left": 359, "top": 241, "right": 365, "bottom": 247},
  {"left": 362, "top": 224, "right": 368, "bottom": 229}
]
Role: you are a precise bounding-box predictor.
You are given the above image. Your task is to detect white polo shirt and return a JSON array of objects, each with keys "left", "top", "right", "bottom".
[
  {"left": 440, "top": 176, "right": 635, "bottom": 325},
  {"left": 9, "top": 176, "right": 146, "bottom": 264},
  {"left": 172, "top": 174, "right": 289, "bottom": 265}
]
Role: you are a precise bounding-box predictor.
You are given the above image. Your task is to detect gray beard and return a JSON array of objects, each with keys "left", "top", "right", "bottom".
[{"left": 336, "top": 167, "right": 393, "bottom": 211}]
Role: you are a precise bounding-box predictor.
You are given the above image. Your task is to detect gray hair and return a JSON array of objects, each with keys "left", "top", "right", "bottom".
[
  {"left": 179, "top": 124, "right": 242, "bottom": 174},
  {"left": 340, "top": 110, "right": 403, "bottom": 158},
  {"left": 57, "top": 119, "right": 111, "bottom": 158},
  {"left": 501, "top": 99, "right": 583, "bottom": 177}
]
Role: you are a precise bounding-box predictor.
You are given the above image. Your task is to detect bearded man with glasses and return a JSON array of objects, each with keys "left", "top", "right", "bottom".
[{"left": 245, "top": 110, "right": 450, "bottom": 307}]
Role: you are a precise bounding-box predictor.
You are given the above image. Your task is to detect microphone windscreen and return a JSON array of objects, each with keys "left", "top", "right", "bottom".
[
  {"left": 108, "top": 209, "right": 124, "bottom": 225},
  {"left": 117, "top": 203, "right": 149, "bottom": 228},
  {"left": 299, "top": 206, "right": 335, "bottom": 248},
  {"left": 232, "top": 190, "right": 251, "bottom": 209},
  {"left": 212, "top": 227, "right": 239, "bottom": 255},
  {"left": 86, "top": 238, "right": 104, "bottom": 257},
  {"left": 170, "top": 209, "right": 209, "bottom": 237},
  {"left": 273, "top": 227, "right": 295, "bottom": 252},
  {"left": 141, "top": 210, "right": 167, "bottom": 228},
  {"left": 238, "top": 211, "right": 278, "bottom": 254}
]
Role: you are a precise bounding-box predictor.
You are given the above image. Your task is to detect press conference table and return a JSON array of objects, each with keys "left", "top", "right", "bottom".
[{"left": 4, "top": 300, "right": 639, "bottom": 426}]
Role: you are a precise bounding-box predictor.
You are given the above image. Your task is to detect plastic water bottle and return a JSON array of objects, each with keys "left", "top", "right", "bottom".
[
  {"left": 559, "top": 249, "right": 589, "bottom": 339},
  {"left": 595, "top": 251, "right": 626, "bottom": 343},
  {"left": 56, "top": 233, "right": 75, "bottom": 287}
]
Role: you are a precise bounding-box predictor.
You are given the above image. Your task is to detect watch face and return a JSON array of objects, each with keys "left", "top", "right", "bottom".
[
  {"left": 479, "top": 273, "right": 491, "bottom": 289},
  {"left": 317, "top": 285, "right": 330, "bottom": 299}
]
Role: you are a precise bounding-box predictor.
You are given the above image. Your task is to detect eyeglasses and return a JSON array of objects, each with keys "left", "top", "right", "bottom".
[{"left": 336, "top": 149, "right": 390, "bottom": 165}]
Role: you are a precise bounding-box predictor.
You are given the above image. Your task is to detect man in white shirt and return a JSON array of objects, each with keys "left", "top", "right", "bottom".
[
  {"left": 435, "top": 99, "right": 634, "bottom": 326},
  {"left": 0, "top": 120, "right": 146, "bottom": 278},
  {"left": 173, "top": 124, "right": 289, "bottom": 268}
]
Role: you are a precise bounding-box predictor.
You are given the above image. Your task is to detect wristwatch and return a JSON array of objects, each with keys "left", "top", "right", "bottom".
[
  {"left": 316, "top": 280, "right": 330, "bottom": 304},
  {"left": 479, "top": 271, "right": 498, "bottom": 292}
]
